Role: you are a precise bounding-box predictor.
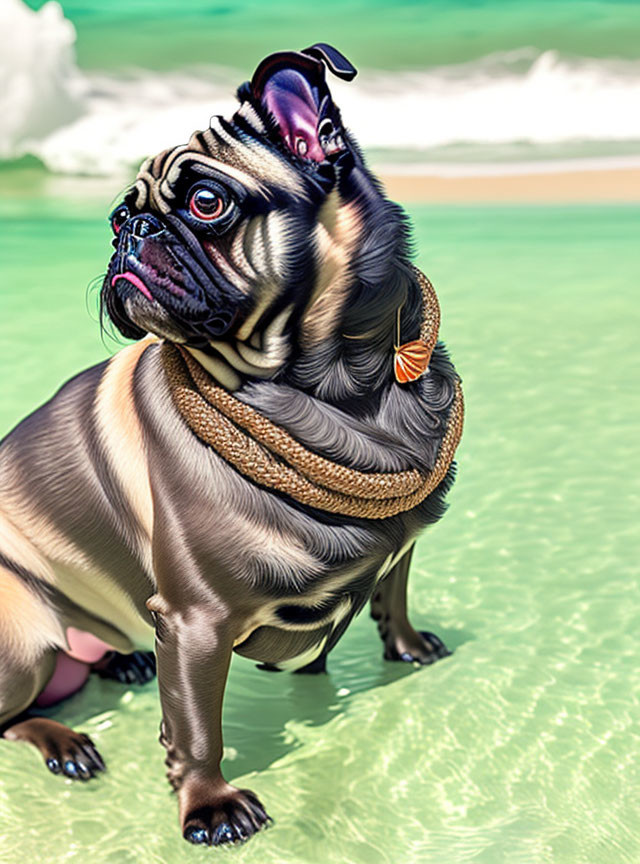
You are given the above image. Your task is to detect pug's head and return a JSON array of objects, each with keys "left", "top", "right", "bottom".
[{"left": 102, "top": 44, "right": 413, "bottom": 393}]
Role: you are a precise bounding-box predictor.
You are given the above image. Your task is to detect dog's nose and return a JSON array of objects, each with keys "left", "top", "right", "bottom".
[{"left": 128, "top": 214, "right": 163, "bottom": 239}]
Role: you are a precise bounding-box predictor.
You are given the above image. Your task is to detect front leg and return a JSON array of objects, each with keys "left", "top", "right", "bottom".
[
  {"left": 148, "top": 594, "right": 270, "bottom": 846},
  {"left": 370, "top": 544, "right": 452, "bottom": 665}
]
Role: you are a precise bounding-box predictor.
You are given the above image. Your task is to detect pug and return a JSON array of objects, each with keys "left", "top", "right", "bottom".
[{"left": 0, "top": 44, "right": 463, "bottom": 846}]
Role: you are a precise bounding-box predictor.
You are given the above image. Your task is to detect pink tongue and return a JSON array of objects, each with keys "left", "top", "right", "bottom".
[{"left": 112, "top": 271, "right": 153, "bottom": 301}]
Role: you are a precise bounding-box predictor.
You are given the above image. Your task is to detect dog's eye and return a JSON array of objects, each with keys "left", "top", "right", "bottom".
[
  {"left": 189, "top": 188, "right": 225, "bottom": 221},
  {"left": 109, "top": 205, "right": 129, "bottom": 235},
  {"left": 295, "top": 137, "right": 309, "bottom": 157}
]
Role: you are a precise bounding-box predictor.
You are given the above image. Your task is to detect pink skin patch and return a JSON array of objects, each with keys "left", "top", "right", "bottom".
[
  {"left": 111, "top": 271, "right": 154, "bottom": 301},
  {"left": 35, "top": 629, "right": 116, "bottom": 707},
  {"left": 36, "top": 654, "right": 90, "bottom": 707},
  {"left": 66, "top": 627, "right": 114, "bottom": 663}
]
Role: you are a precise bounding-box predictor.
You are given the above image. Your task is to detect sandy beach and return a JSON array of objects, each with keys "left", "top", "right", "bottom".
[
  {"left": 4, "top": 164, "right": 639, "bottom": 209},
  {"left": 380, "top": 165, "right": 640, "bottom": 203}
]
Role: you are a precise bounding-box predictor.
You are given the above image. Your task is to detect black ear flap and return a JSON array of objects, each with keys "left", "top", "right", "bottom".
[
  {"left": 300, "top": 44, "right": 357, "bottom": 81},
  {"left": 250, "top": 44, "right": 357, "bottom": 164}
]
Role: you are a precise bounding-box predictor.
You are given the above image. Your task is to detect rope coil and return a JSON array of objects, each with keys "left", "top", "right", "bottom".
[{"left": 161, "top": 266, "right": 464, "bottom": 519}]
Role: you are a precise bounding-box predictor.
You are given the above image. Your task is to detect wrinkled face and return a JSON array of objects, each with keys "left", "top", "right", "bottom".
[{"left": 101, "top": 47, "right": 363, "bottom": 370}]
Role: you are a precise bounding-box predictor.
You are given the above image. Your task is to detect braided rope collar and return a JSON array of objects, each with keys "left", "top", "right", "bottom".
[{"left": 160, "top": 267, "right": 464, "bottom": 519}]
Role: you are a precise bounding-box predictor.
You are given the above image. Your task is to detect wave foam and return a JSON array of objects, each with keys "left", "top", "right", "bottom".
[
  {"left": 336, "top": 50, "right": 640, "bottom": 149},
  {"left": 0, "top": 0, "right": 86, "bottom": 158},
  {"left": 2, "top": 1, "right": 640, "bottom": 176}
]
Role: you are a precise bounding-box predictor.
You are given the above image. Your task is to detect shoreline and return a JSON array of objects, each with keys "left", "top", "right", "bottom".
[
  {"left": 378, "top": 166, "right": 640, "bottom": 203},
  {"left": 1, "top": 163, "right": 640, "bottom": 206}
]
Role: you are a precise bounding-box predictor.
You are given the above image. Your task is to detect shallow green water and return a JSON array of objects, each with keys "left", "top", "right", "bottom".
[
  {"left": 22, "top": 0, "right": 640, "bottom": 70},
  {"left": 0, "top": 173, "right": 638, "bottom": 862}
]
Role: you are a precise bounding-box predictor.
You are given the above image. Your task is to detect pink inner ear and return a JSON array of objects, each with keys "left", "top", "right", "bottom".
[{"left": 262, "top": 71, "right": 325, "bottom": 162}]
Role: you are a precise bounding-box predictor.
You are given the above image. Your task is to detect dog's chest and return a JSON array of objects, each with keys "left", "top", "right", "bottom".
[
  {"left": 143, "top": 356, "right": 420, "bottom": 664},
  {"left": 230, "top": 520, "right": 414, "bottom": 670},
  {"left": 225, "top": 503, "right": 410, "bottom": 598}
]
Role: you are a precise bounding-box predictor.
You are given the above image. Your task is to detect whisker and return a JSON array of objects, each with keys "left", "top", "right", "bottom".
[{"left": 85, "top": 273, "right": 106, "bottom": 325}]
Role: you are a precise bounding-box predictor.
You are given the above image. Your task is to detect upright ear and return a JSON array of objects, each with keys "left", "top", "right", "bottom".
[{"left": 250, "top": 43, "right": 357, "bottom": 163}]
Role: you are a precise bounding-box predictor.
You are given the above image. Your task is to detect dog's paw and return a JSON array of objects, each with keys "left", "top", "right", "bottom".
[
  {"left": 383, "top": 629, "right": 452, "bottom": 665},
  {"left": 4, "top": 716, "right": 106, "bottom": 780},
  {"left": 45, "top": 728, "right": 106, "bottom": 780},
  {"left": 182, "top": 785, "right": 271, "bottom": 846},
  {"left": 94, "top": 650, "right": 156, "bottom": 684}
]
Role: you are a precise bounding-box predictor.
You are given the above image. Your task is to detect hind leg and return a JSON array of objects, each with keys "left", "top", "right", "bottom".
[
  {"left": 370, "top": 545, "right": 451, "bottom": 665},
  {"left": 0, "top": 649, "right": 106, "bottom": 780},
  {"left": 0, "top": 567, "right": 106, "bottom": 780}
]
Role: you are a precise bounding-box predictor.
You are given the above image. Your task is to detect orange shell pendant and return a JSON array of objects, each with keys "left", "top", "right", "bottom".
[{"left": 394, "top": 340, "right": 432, "bottom": 384}]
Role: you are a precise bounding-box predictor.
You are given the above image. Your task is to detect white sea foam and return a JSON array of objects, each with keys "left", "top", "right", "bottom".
[
  {"left": 2, "top": 0, "right": 640, "bottom": 176},
  {"left": 336, "top": 50, "right": 640, "bottom": 151},
  {"left": 0, "top": 0, "right": 85, "bottom": 157}
]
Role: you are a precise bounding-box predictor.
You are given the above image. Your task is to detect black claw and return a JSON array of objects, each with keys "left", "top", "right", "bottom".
[
  {"left": 88, "top": 748, "right": 106, "bottom": 772},
  {"left": 75, "top": 760, "right": 93, "bottom": 780},
  {"left": 78, "top": 738, "right": 105, "bottom": 772},
  {"left": 242, "top": 793, "right": 270, "bottom": 827},
  {"left": 419, "top": 631, "right": 452, "bottom": 658},
  {"left": 139, "top": 662, "right": 154, "bottom": 681},
  {"left": 128, "top": 658, "right": 142, "bottom": 681},
  {"left": 383, "top": 630, "right": 452, "bottom": 664},
  {"left": 184, "top": 826, "right": 209, "bottom": 845},
  {"left": 63, "top": 759, "right": 79, "bottom": 778},
  {"left": 46, "top": 757, "right": 61, "bottom": 774},
  {"left": 420, "top": 630, "right": 442, "bottom": 646},
  {"left": 97, "top": 650, "right": 157, "bottom": 685},
  {"left": 233, "top": 809, "right": 255, "bottom": 838},
  {"left": 212, "top": 823, "right": 236, "bottom": 845},
  {"left": 132, "top": 651, "right": 156, "bottom": 683}
]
